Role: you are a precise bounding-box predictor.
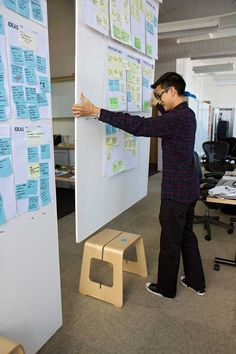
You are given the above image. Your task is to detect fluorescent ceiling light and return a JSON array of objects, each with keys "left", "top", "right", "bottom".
[
  {"left": 177, "top": 34, "right": 210, "bottom": 44},
  {"left": 192, "top": 63, "right": 234, "bottom": 74},
  {"left": 158, "top": 17, "right": 219, "bottom": 34},
  {"left": 191, "top": 53, "right": 236, "bottom": 60}
]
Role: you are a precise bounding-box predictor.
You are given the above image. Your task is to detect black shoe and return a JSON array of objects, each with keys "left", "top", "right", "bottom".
[
  {"left": 145, "top": 282, "right": 164, "bottom": 297},
  {"left": 179, "top": 276, "right": 205, "bottom": 296}
]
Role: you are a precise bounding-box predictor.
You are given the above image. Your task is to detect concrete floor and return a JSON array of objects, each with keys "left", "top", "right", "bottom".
[{"left": 37, "top": 173, "right": 236, "bottom": 354}]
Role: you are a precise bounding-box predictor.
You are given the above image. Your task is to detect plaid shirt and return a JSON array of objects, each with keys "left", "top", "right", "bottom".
[{"left": 100, "top": 102, "right": 199, "bottom": 203}]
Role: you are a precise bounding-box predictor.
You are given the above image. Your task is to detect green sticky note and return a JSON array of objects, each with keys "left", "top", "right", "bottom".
[
  {"left": 146, "top": 44, "right": 152, "bottom": 56},
  {"left": 134, "top": 37, "right": 141, "bottom": 50},
  {"left": 143, "top": 101, "right": 150, "bottom": 110},
  {"left": 109, "top": 97, "right": 119, "bottom": 110}
]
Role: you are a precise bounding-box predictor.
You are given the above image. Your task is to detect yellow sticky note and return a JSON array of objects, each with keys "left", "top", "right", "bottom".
[{"left": 29, "top": 163, "right": 40, "bottom": 178}]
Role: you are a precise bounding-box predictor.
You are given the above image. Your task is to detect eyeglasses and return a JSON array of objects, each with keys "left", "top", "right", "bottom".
[{"left": 154, "top": 87, "right": 171, "bottom": 100}]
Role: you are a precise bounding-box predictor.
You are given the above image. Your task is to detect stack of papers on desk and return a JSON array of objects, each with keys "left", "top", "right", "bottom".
[{"left": 208, "top": 186, "right": 236, "bottom": 199}]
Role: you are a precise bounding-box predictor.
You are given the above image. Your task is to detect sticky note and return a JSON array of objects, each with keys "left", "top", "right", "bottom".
[
  {"left": 40, "top": 162, "right": 49, "bottom": 177},
  {"left": 0, "top": 72, "right": 4, "bottom": 85},
  {"left": 0, "top": 15, "right": 5, "bottom": 35},
  {"left": 36, "top": 55, "right": 46, "bottom": 73},
  {"left": 31, "top": 0, "right": 43, "bottom": 22},
  {"left": 0, "top": 106, "right": 7, "bottom": 121},
  {"left": 28, "top": 195, "right": 39, "bottom": 211},
  {"left": 37, "top": 93, "right": 48, "bottom": 106},
  {"left": 0, "top": 137, "right": 11, "bottom": 156},
  {"left": 18, "top": 0, "right": 30, "bottom": 19},
  {"left": 16, "top": 183, "right": 28, "bottom": 200},
  {"left": 40, "top": 144, "right": 50, "bottom": 159},
  {"left": 28, "top": 105, "right": 40, "bottom": 121},
  {"left": 29, "top": 162, "right": 40, "bottom": 178},
  {"left": 12, "top": 85, "right": 25, "bottom": 103},
  {"left": 0, "top": 156, "right": 12, "bottom": 177},
  {"left": 109, "top": 97, "right": 119, "bottom": 110},
  {"left": 40, "top": 177, "right": 49, "bottom": 191},
  {"left": 16, "top": 103, "right": 28, "bottom": 119},
  {"left": 24, "top": 67, "right": 37, "bottom": 85},
  {"left": 3, "top": 0, "right": 17, "bottom": 12},
  {"left": 28, "top": 146, "right": 39, "bottom": 163},
  {"left": 39, "top": 76, "right": 50, "bottom": 92},
  {"left": 23, "top": 50, "right": 36, "bottom": 67},
  {"left": 0, "top": 54, "right": 4, "bottom": 72},
  {"left": 0, "top": 194, "right": 6, "bottom": 225},
  {"left": 25, "top": 86, "right": 37, "bottom": 104},
  {"left": 40, "top": 189, "right": 51, "bottom": 206},
  {"left": 28, "top": 179, "right": 38, "bottom": 195},
  {"left": 10, "top": 46, "right": 24, "bottom": 66},
  {"left": 11, "top": 65, "right": 24, "bottom": 83},
  {"left": 0, "top": 87, "right": 8, "bottom": 106}
]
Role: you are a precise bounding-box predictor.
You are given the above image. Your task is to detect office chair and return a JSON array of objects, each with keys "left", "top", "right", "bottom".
[
  {"left": 202, "top": 140, "right": 234, "bottom": 174},
  {"left": 220, "top": 137, "right": 236, "bottom": 159},
  {"left": 193, "top": 152, "right": 234, "bottom": 241}
]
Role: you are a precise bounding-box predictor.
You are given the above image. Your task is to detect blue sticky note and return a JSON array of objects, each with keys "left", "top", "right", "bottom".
[
  {"left": 12, "top": 85, "right": 25, "bottom": 103},
  {"left": 16, "top": 183, "right": 28, "bottom": 200},
  {"left": 39, "top": 76, "right": 50, "bottom": 92},
  {"left": 11, "top": 65, "right": 24, "bottom": 83},
  {"left": 40, "top": 177, "right": 51, "bottom": 206},
  {"left": 0, "top": 156, "right": 12, "bottom": 177},
  {"left": 28, "top": 146, "right": 39, "bottom": 163},
  {"left": 28, "top": 179, "right": 38, "bottom": 195},
  {"left": 24, "top": 67, "right": 37, "bottom": 85},
  {"left": 36, "top": 55, "right": 46, "bottom": 73},
  {"left": 0, "top": 194, "right": 6, "bottom": 225},
  {"left": 28, "top": 195, "right": 39, "bottom": 211},
  {"left": 31, "top": 0, "right": 43, "bottom": 22},
  {"left": 18, "top": 0, "right": 30, "bottom": 18},
  {"left": 23, "top": 50, "right": 36, "bottom": 67},
  {"left": 0, "top": 106, "right": 7, "bottom": 121},
  {"left": 16, "top": 103, "right": 28, "bottom": 118},
  {"left": 40, "top": 162, "right": 49, "bottom": 177},
  {"left": 25, "top": 86, "right": 37, "bottom": 103},
  {"left": 114, "top": 79, "right": 120, "bottom": 91},
  {"left": 0, "top": 87, "right": 8, "bottom": 106},
  {"left": 28, "top": 105, "right": 40, "bottom": 121},
  {"left": 37, "top": 93, "right": 48, "bottom": 106},
  {"left": 0, "top": 72, "right": 4, "bottom": 85},
  {"left": 0, "top": 54, "right": 4, "bottom": 72},
  {"left": 10, "top": 46, "right": 24, "bottom": 66},
  {"left": 40, "top": 189, "right": 51, "bottom": 206},
  {"left": 0, "top": 138, "right": 11, "bottom": 156},
  {"left": 106, "top": 124, "right": 113, "bottom": 135},
  {"left": 3, "top": 0, "right": 17, "bottom": 12},
  {"left": 0, "top": 15, "right": 5, "bottom": 35},
  {"left": 40, "top": 144, "right": 50, "bottom": 159},
  {"left": 40, "top": 177, "right": 49, "bottom": 191},
  {"left": 109, "top": 80, "right": 114, "bottom": 92}
]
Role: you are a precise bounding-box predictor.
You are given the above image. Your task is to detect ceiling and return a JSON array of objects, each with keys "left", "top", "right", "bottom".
[{"left": 158, "top": 0, "right": 236, "bottom": 80}]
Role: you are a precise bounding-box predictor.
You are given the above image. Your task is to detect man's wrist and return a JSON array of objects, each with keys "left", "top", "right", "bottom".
[{"left": 93, "top": 107, "right": 101, "bottom": 119}]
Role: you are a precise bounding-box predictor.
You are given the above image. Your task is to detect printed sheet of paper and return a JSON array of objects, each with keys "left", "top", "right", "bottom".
[
  {"left": 145, "top": 0, "right": 159, "bottom": 59},
  {"left": 11, "top": 124, "right": 53, "bottom": 214},
  {"left": 104, "top": 124, "right": 138, "bottom": 178},
  {"left": 5, "top": 17, "right": 51, "bottom": 120},
  {"left": 107, "top": 45, "right": 127, "bottom": 112},
  {"left": 83, "top": 0, "right": 109, "bottom": 36},
  {"left": 126, "top": 52, "right": 142, "bottom": 112},
  {"left": 3, "top": 0, "right": 47, "bottom": 27},
  {"left": 0, "top": 125, "right": 17, "bottom": 224},
  {"left": 130, "top": 0, "right": 145, "bottom": 53},
  {"left": 110, "top": 0, "right": 131, "bottom": 45},
  {"left": 0, "top": 14, "right": 11, "bottom": 121},
  {"left": 142, "top": 59, "right": 154, "bottom": 111}
]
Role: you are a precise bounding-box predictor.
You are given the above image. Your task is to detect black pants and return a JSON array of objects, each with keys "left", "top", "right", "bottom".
[{"left": 157, "top": 199, "right": 205, "bottom": 298}]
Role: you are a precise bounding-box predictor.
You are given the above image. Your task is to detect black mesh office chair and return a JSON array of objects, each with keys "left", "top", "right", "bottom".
[
  {"left": 194, "top": 152, "right": 234, "bottom": 241},
  {"left": 202, "top": 141, "right": 234, "bottom": 173}
]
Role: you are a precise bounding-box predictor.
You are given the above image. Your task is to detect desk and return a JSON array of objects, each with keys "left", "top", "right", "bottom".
[
  {"left": 207, "top": 195, "right": 236, "bottom": 270},
  {"left": 55, "top": 166, "right": 75, "bottom": 185}
]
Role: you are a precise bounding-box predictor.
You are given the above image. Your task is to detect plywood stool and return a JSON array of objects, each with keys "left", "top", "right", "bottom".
[
  {"left": 0, "top": 336, "right": 25, "bottom": 354},
  {"left": 79, "top": 228, "right": 148, "bottom": 307}
]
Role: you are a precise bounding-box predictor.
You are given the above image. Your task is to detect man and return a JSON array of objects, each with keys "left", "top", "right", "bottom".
[{"left": 72, "top": 72, "right": 206, "bottom": 299}]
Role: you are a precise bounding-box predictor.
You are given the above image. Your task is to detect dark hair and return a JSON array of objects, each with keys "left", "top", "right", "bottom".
[{"left": 151, "top": 72, "right": 186, "bottom": 96}]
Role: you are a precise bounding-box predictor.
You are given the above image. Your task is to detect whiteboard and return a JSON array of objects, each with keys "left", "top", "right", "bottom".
[
  {"left": 75, "top": 0, "right": 152, "bottom": 242},
  {"left": 0, "top": 3, "right": 62, "bottom": 353}
]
